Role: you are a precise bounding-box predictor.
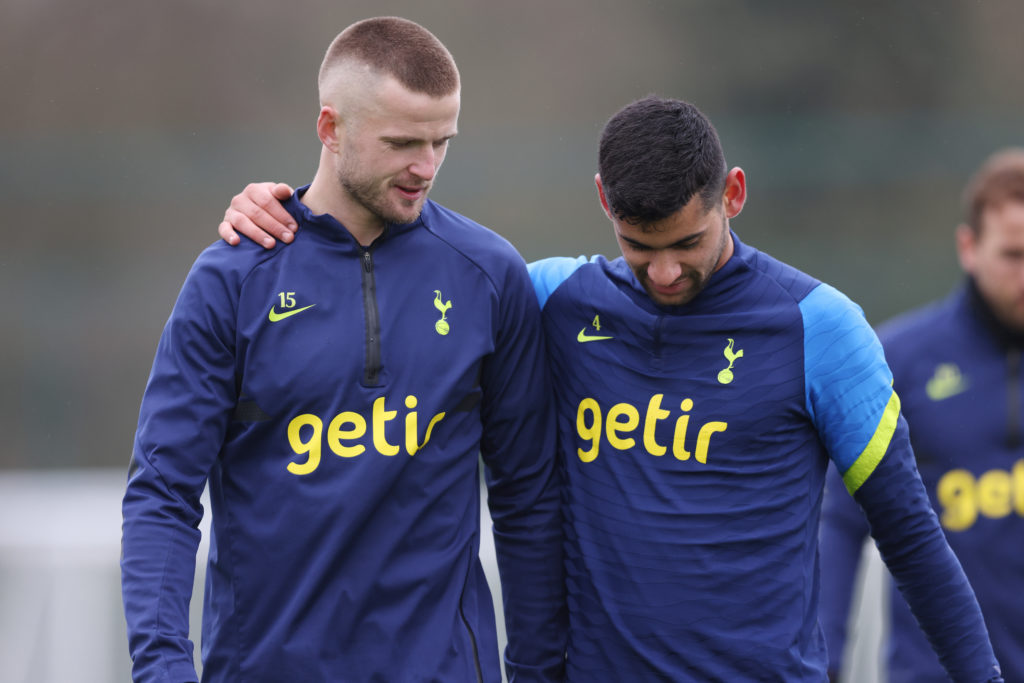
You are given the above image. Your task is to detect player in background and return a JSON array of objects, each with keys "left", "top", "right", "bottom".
[
  {"left": 219, "top": 97, "right": 1003, "bottom": 681},
  {"left": 121, "top": 17, "right": 564, "bottom": 683},
  {"left": 819, "top": 149, "right": 1024, "bottom": 682}
]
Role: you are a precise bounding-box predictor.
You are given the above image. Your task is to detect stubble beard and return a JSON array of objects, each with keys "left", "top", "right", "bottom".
[
  {"left": 643, "top": 270, "right": 707, "bottom": 307},
  {"left": 995, "top": 297, "right": 1024, "bottom": 335},
  {"left": 337, "top": 166, "right": 428, "bottom": 227},
  {"left": 643, "top": 215, "right": 729, "bottom": 307}
]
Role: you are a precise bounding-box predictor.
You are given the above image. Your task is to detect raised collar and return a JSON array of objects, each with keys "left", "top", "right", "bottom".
[
  {"left": 284, "top": 185, "right": 424, "bottom": 247},
  {"left": 963, "top": 276, "right": 1024, "bottom": 350}
]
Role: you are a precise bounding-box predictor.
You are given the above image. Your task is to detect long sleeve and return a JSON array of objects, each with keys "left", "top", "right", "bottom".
[
  {"left": 121, "top": 250, "right": 239, "bottom": 683},
  {"left": 818, "top": 462, "right": 872, "bottom": 677},
  {"left": 479, "top": 257, "right": 566, "bottom": 683},
  {"left": 802, "top": 283, "right": 1002, "bottom": 683},
  {"left": 853, "top": 426, "right": 1002, "bottom": 682}
]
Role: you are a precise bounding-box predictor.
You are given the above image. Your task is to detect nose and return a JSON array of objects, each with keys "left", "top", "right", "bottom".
[
  {"left": 646, "top": 251, "right": 682, "bottom": 286},
  {"left": 408, "top": 147, "right": 440, "bottom": 181}
]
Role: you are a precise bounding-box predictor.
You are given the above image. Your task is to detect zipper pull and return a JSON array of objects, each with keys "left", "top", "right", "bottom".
[{"left": 362, "top": 249, "right": 373, "bottom": 273}]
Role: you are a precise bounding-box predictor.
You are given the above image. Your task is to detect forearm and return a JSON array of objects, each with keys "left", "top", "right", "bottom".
[
  {"left": 856, "top": 440, "right": 1002, "bottom": 682},
  {"left": 121, "top": 457, "right": 204, "bottom": 682},
  {"left": 489, "top": 460, "right": 566, "bottom": 682},
  {"left": 818, "top": 463, "right": 872, "bottom": 674},
  {"left": 480, "top": 261, "right": 567, "bottom": 680}
]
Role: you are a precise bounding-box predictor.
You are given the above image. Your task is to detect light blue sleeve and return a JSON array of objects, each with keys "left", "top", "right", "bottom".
[
  {"left": 805, "top": 285, "right": 1003, "bottom": 682},
  {"left": 800, "top": 283, "right": 899, "bottom": 494},
  {"left": 526, "top": 256, "right": 593, "bottom": 309}
]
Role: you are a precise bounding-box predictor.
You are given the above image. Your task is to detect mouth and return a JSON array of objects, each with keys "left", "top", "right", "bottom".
[
  {"left": 651, "top": 283, "right": 685, "bottom": 295},
  {"left": 394, "top": 183, "right": 428, "bottom": 202},
  {"left": 648, "top": 276, "right": 691, "bottom": 296}
]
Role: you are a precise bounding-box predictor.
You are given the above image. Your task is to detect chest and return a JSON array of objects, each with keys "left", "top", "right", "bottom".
[
  {"left": 232, "top": 244, "right": 496, "bottom": 411},
  {"left": 898, "top": 348, "right": 1019, "bottom": 468},
  {"left": 895, "top": 347, "right": 1024, "bottom": 532},
  {"left": 545, "top": 296, "right": 816, "bottom": 475}
]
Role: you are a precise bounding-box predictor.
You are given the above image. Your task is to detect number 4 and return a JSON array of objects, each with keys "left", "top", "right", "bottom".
[{"left": 592, "top": 315, "right": 601, "bottom": 331}]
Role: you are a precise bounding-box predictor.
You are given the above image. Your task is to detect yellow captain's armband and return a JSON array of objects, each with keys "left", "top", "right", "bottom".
[{"left": 842, "top": 390, "right": 901, "bottom": 495}]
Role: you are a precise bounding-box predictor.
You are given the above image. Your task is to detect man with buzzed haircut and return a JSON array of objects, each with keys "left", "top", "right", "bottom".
[{"left": 121, "top": 17, "right": 564, "bottom": 683}]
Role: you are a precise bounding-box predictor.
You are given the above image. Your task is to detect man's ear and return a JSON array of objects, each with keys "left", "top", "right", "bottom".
[
  {"left": 595, "top": 173, "right": 614, "bottom": 221},
  {"left": 723, "top": 167, "right": 747, "bottom": 219},
  {"left": 316, "top": 106, "right": 342, "bottom": 153},
  {"left": 956, "top": 223, "right": 977, "bottom": 274}
]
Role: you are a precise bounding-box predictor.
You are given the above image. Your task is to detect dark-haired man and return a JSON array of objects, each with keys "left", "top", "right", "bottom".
[
  {"left": 122, "top": 17, "right": 564, "bottom": 683},
  {"left": 820, "top": 149, "right": 1024, "bottom": 682},
  {"left": 222, "top": 97, "right": 1002, "bottom": 681}
]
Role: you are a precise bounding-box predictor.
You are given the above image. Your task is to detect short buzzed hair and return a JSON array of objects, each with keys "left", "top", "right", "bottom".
[
  {"left": 318, "top": 17, "right": 459, "bottom": 98},
  {"left": 599, "top": 96, "right": 727, "bottom": 226},
  {"left": 963, "top": 148, "right": 1024, "bottom": 235}
]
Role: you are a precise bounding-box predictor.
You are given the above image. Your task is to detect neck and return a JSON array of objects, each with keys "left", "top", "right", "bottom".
[
  {"left": 302, "top": 167, "right": 385, "bottom": 247},
  {"left": 966, "top": 277, "right": 1024, "bottom": 349},
  {"left": 715, "top": 228, "right": 735, "bottom": 272}
]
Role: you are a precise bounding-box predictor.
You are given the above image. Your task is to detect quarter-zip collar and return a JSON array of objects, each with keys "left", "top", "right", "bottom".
[
  {"left": 283, "top": 185, "right": 424, "bottom": 247},
  {"left": 963, "top": 276, "right": 1024, "bottom": 449},
  {"left": 282, "top": 185, "right": 427, "bottom": 388},
  {"left": 964, "top": 276, "right": 1024, "bottom": 350}
]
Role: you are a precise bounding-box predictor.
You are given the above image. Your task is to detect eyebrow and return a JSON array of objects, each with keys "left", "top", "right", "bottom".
[
  {"left": 618, "top": 229, "right": 703, "bottom": 250},
  {"left": 381, "top": 133, "right": 457, "bottom": 145}
]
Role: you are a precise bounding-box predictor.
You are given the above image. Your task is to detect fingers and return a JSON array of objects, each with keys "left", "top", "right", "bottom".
[
  {"left": 217, "top": 220, "right": 241, "bottom": 246},
  {"left": 220, "top": 182, "right": 298, "bottom": 248},
  {"left": 234, "top": 182, "right": 296, "bottom": 242},
  {"left": 220, "top": 208, "right": 277, "bottom": 249},
  {"left": 271, "top": 182, "right": 295, "bottom": 200}
]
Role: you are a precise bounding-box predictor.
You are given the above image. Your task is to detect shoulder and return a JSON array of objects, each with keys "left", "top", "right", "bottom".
[
  {"left": 169, "top": 240, "right": 289, "bottom": 326},
  {"left": 188, "top": 238, "right": 286, "bottom": 284},
  {"left": 799, "top": 281, "right": 866, "bottom": 325},
  {"left": 527, "top": 256, "right": 598, "bottom": 309},
  {"left": 416, "top": 201, "right": 545, "bottom": 314},
  {"left": 798, "top": 282, "right": 881, "bottom": 367},
  {"left": 418, "top": 201, "right": 526, "bottom": 274},
  {"left": 875, "top": 294, "right": 956, "bottom": 349},
  {"left": 798, "top": 282, "right": 887, "bottom": 391},
  {"left": 799, "top": 283, "right": 897, "bottom": 484},
  {"left": 730, "top": 237, "right": 821, "bottom": 306}
]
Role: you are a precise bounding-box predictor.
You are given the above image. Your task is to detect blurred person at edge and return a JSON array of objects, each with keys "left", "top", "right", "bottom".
[
  {"left": 219, "top": 97, "right": 1003, "bottom": 682},
  {"left": 819, "top": 149, "right": 1024, "bottom": 682},
  {"left": 120, "top": 17, "right": 564, "bottom": 683}
]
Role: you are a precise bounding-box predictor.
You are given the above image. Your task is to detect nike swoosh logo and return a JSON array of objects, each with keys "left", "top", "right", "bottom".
[
  {"left": 926, "top": 381, "right": 967, "bottom": 401},
  {"left": 577, "top": 328, "right": 613, "bottom": 343},
  {"left": 268, "top": 304, "right": 316, "bottom": 322}
]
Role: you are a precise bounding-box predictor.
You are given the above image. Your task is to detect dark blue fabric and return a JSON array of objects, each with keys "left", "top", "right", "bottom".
[
  {"left": 122, "top": 191, "right": 565, "bottom": 683},
  {"left": 533, "top": 236, "right": 826, "bottom": 680},
  {"left": 532, "top": 235, "right": 1000, "bottom": 682},
  {"left": 821, "top": 283, "right": 1019, "bottom": 682}
]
